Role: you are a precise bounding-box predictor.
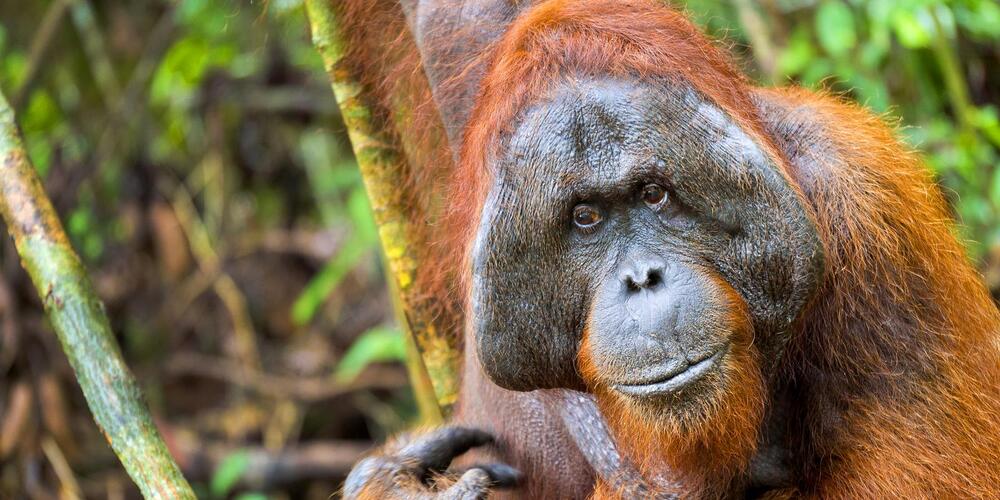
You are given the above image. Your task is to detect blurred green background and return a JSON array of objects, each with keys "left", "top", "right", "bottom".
[{"left": 0, "top": 0, "right": 997, "bottom": 498}]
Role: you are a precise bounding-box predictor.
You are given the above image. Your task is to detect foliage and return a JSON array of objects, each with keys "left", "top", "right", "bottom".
[
  {"left": 685, "top": 0, "right": 1000, "bottom": 260},
  {"left": 0, "top": 1, "right": 399, "bottom": 497},
  {"left": 210, "top": 450, "right": 251, "bottom": 498},
  {"left": 0, "top": 0, "right": 997, "bottom": 497},
  {"left": 334, "top": 326, "right": 407, "bottom": 383}
]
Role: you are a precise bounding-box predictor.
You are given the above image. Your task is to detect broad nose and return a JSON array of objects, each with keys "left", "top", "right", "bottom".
[{"left": 622, "top": 260, "right": 665, "bottom": 292}]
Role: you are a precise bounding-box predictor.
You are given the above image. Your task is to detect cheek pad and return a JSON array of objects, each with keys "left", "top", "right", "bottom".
[
  {"left": 661, "top": 95, "right": 824, "bottom": 337},
  {"left": 470, "top": 204, "right": 589, "bottom": 392},
  {"left": 683, "top": 156, "right": 824, "bottom": 356}
]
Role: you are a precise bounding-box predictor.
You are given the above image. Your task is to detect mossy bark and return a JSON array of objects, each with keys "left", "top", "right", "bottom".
[{"left": 305, "top": 0, "right": 462, "bottom": 421}]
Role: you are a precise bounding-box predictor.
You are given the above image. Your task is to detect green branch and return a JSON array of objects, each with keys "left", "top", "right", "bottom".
[
  {"left": 929, "top": 7, "right": 1000, "bottom": 150},
  {"left": 0, "top": 91, "right": 194, "bottom": 499},
  {"left": 731, "top": 0, "right": 780, "bottom": 83}
]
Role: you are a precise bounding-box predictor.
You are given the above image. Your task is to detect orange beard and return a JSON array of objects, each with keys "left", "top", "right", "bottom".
[{"left": 580, "top": 328, "right": 766, "bottom": 498}]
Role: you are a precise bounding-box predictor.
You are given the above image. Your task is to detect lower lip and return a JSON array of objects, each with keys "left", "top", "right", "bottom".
[{"left": 612, "top": 346, "right": 728, "bottom": 397}]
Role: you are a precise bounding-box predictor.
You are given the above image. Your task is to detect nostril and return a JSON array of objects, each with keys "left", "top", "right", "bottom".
[
  {"left": 647, "top": 269, "right": 662, "bottom": 288},
  {"left": 623, "top": 266, "right": 664, "bottom": 292},
  {"left": 624, "top": 273, "right": 641, "bottom": 292}
]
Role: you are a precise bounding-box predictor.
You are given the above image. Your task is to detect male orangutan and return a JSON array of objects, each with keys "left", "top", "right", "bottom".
[{"left": 338, "top": 0, "right": 1000, "bottom": 498}]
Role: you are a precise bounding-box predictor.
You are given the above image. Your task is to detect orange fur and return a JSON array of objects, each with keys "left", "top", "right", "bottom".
[
  {"left": 339, "top": 0, "right": 1000, "bottom": 497},
  {"left": 580, "top": 274, "right": 765, "bottom": 498},
  {"left": 760, "top": 87, "right": 1000, "bottom": 498},
  {"left": 450, "top": 1, "right": 1000, "bottom": 497}
]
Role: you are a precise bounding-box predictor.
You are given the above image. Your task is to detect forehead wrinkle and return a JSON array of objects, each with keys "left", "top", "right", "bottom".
[
  {"left": 502, "top": 76, "right": 750, "bottom": 210},
  {"left": 559, "top": 95, "right": 651, "bottom": 196},
  {"left": 559, "top": 114, "right": 666, "bottom": 198},
  {"left": 502, "top": 96, "right": 589, "bottom": 213},
  {"left": 505, "top": 94, "right": 576, "bottom": 178}
]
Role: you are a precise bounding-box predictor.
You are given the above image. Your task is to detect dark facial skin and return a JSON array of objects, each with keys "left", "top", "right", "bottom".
[{"left": 471, "top": 77, "right": 823, "bottom": 416}]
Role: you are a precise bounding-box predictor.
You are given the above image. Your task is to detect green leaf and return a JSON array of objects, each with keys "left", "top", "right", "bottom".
[
  {"left": 151, "top": 37, "right": 236, "bottom": 106},
  {"left": 211, "top": 451, "right": 251, "bottom": 498},
  {"left": 0, "top": 50, "right": 26, "bottom": 91},
  {"left": 859, "top": 40, "right": 887, "bottom": 70},
  {"left": 954, "top": 1, "right": 1000, "bottom": 38},
  {"left": 82, "top": 233, "right": 105, "bottom": 261},
  {"left": 989, "top": 168, "right": 1000, "bottom": 209},
  {"left": 865, "top": 0, "right": 895, "bottom": 30},
  {"left": 816, "top": 1, "right": 857, "bottom": 57},
  {"left": 348, "top": 187, "right": 378, "bottom": 244},
  {"left": 777, "top": 27, "right": 816, "bottom": 77},
  {"left": 291, "top": 236, "right": 370, "bottom": 326},
  {"left": 800, "top": 58, "right": 835, "bottom": 87},
  {"left": 67, "top": 208, "right": 93, "bottom": 238},
  {"left": 891, "top": 10, "right": 931, "bottom": 48},
  {"left": 334, "top": 326, "right": 406, "bottom": 383},
  {"left": 235, "top": 494, "right": 270, "bottom": 500},
  {"left": 177, "top": 0, "right": 233, "bottom": 37},
  {"left": 844, "top": 71, "right": 890, "bottom": 113}
]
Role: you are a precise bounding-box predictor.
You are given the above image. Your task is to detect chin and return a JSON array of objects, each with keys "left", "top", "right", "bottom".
[{"left": 585, "top": 341, "right": 767, "bottom": 478}]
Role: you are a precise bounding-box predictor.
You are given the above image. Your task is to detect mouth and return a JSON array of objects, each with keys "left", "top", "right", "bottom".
[{"left": 612, "top": 344, "right": 729, "bottom": 398}]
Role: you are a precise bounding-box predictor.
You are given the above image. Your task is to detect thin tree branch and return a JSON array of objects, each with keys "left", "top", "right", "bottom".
[
  {"left": 68, "top": 0, "right": 121, "bottom": 110},
  {"left": 174, "top": 439, "right": 369, "bottom": 490},
  {"left": 0, "top": 90, "right": 194, "bottom": 499},
  {"left": 165, "top": 351, "right": 408, "bottom": 402},
  {"left": 731, "top": 0, "right": 780, "bottom": 83},
  {"left": 12, "top": 0, "right": 72, "bottom": 110}
]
